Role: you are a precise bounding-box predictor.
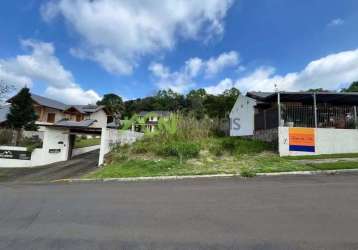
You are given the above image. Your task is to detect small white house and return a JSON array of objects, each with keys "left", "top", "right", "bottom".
[{"left": 229, "top": 95, "right": 256, "bottom": 136}]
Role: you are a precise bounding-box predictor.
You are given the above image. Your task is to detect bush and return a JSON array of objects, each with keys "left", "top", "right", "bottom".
[
  {"left": 220, "top": 137, "right": 272, "bottom": 155},
  {"left": 159, "top": 141, "right": 200, "bottom": 163},
  {"left": 239, "top": 166, "right": 256, "bottom": 177},
  {"left": 209, "top": 144, "right": 223, "bottom": 157},
  {"left": 113, "top": 153, "right": 129, "bottom": 163},
  {"left": 221, "top": 138, "right": 237, "bottom": 153},
  {"left": 131, "top": 141, "right": 149, "bottom": 154},
  {"left": 19, "top": 136, "right": 43, "bottom": 152},
  {"left": 0, "top": 129, "right": 14, "bottom": 145}
]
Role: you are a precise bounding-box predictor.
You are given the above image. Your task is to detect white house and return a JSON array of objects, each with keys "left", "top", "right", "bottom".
[
  {"left": 136, "top": 111, "right": 171, "bottom": 132},
  {"left": 229, "top": 95, "right": 256, "bottom": 136}
]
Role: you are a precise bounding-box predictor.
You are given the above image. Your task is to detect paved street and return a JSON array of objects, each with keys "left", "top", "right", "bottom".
[
  {"left": 0, "top": 150, "right": 98, "bottom": 183},
  {"left": 1, "top": 174, "right": 358, "bottom": 249}
]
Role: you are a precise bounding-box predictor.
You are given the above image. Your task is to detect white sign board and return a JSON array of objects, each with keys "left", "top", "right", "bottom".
[{"left": 229, "top": 95, "right": 256, "bottom": 136}]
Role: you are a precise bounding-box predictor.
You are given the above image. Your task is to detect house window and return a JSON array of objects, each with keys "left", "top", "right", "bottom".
[{"left": 47, "top": 113, "right": 56, "bottom": 123}]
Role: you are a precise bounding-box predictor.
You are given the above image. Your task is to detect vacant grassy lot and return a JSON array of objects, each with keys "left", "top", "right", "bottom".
[
  {"left": 85, "top": 135, "right": 358, "bottom": 179},
  {"left": 74, "top": 137, "right": 100, "bottom": 149},
  {"left": 85, "top": 114, "right": 358, "bottom": 179}
]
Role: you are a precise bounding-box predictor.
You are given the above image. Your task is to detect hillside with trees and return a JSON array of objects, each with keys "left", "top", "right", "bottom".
[{"left": 121, "top": 88, "right": 240, "bottom": 119}]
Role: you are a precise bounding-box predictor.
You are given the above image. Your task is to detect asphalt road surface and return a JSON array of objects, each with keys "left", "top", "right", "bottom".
[
  {"left": 1, "top": 174, "right": 358, "bottom": 250},
  {"left": 0, "top": 150, "right": 99, "bottom": 183}
]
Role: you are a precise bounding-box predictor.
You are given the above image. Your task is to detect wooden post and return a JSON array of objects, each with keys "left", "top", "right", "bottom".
[{"left": 313, "top": 93, "right": 318, "bottom": 128}]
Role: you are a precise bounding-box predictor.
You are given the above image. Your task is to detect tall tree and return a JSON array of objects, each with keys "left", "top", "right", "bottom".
[
  {"left": 154, "top": 89, "right": 186, "bottom": 111},
  {"left": 204, "top": 88, "right": 240, "bottom": 118},
  {"left": 187, "top": 88, "right": 207, "bottom": 119},
  {"left": 97, "top": 93, "right": 124, "bottom": 120},
  {"left": 342, "top": 81, "right": 358, "bottom": 92},
  {"left": 222, "top": 87, "right": 240, "bottom": 115},
  {"left": 7, "top": 87, "right": 38, "bottom": 144}
]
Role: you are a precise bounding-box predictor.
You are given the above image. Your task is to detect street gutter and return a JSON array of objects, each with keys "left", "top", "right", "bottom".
[{"left": 53, "top": 168, "right": 358, "bottom": 183}]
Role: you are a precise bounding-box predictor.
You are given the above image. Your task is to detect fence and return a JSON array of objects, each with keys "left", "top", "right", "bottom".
[
  {"left": 281, "top": 104, "right": 357, "bottom": 129},
  {"left": 255, "top": 103, "right": 358, "bottom": 130},
  {"left": 255, "top": 106, "right": 279, "bottom": 130}
]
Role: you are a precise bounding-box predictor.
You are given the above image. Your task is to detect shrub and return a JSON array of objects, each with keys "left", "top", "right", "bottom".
[
  {"left": 19, "top": 136, "right": 43, "bottom": 152},
  {"left": 131, "top": 141, "right": 149, "bottom": 154},
  {"left": 0, "top": 129, "right": 14, "bottom": 145},
  {"left": 239, "top": 166, "right": 256, "bottom": 177},
  {"left": 220, "top": 137, "right": 272, "bottom": 155},
  {"left": 209, "top": 144, "right": 223, "bottom": 157},
  {"left": 221, "top": 138, "right": 237, "bottom": 153},
  {"left": 113, "top": 153, "right": 129, "bottom": 163},
  {"left": 159, "top": 141, "right": 200, "bottom": 163}
]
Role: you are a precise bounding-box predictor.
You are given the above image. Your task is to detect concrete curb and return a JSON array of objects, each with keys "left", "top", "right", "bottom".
[
  {"left": 256, "top": 168, "right": 358, "bottom": 176},
  {"left": 53, "top": 174, "right": 238, "bottom": 183},
  {"left": 54, "top": 169, "right": 358, "bottom": 183}
]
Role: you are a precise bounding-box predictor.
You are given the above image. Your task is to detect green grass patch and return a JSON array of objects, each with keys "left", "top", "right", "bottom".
[
  {"left": 283, "top": 153, "right": 358, "bottom": 160},
  {"left": 85, "top": 158, "right": 238, "bottom": 179},
  {"left": 307, "top": 161, "right": 358, "bottom": 171},
  {"left": 74, "top": 137, "right": 100, "bottom": 148},
  {"left": 253, "top": 154, "right": 315, "bottom": 173}
]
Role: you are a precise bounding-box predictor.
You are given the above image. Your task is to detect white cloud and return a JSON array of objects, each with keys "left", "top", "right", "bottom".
[
  {"left": 0, "top": 40, "right": 100, "bottom": 104},
  {"left": 41, "top": 0, "right": 234, "bottom": 75},
  {"left": 328, "top": 18, "right": 344, "bottom": 27},
  {"left": 205, "top": 48, "right": 358, "bottom": 94},
  {"left": 205, "top": 78, "right": 233, "bottom": 94},
  {"left": 149, "top": 62, "right": 195, "bottom": 93},
  {"left": 149, "top": 51, "right": 240, "bottom": 93},
  {"left": 185, "top": 57, "right": 203, "bottom": 78},
  {"left": 45, "top": 87, "right": 101, "bottom": 105},
  {"left": 205, "top": 51, "right": 239, "bottom": 77}
]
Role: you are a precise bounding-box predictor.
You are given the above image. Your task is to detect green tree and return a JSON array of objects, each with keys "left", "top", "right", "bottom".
[
  {"left": 97, "top": 93, "right": 124, "bottom": 120},
  {"left": 222, "top": 87, "right": 240, "bottom": 116},
  {"left": 342, "top": 81, "right": 358, "bottom": 92},
  {"left": 7, "top": 87, "right": 38, "bottom": 144},
  {"left": 186, "top": 88, "right": 207, "bottom": 119},
  {"left": 204, "top": 88, "right": 240, "bottom": 118},
  {"left": 154, "top": 89, "right": 186, "bottom": 111},
  {"left": 306, "top": 88, "right": 330, "bottom": 92}
]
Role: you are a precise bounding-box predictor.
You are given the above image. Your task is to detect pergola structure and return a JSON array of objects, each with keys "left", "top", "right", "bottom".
[{"left": 247, "top": 91, "right": 358, "bottom": 130}]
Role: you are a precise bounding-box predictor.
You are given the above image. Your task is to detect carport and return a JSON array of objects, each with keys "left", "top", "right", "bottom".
[{"left": 40, "top": 122, "right": 102, "bottom": 162}]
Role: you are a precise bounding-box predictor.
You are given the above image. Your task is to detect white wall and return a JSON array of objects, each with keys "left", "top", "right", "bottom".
[
  {"left": 0, "top": 126, "right": 70, "bottom": 168},
  {"left": 230, "top": 95, "right": 256, "bottom": 136},
  {"left": 72, "top": 145, "right": 100, "bottom": 157},
  {"left": 98, "top": 128, "right": 144, "bottom": 166},
  {"left": 279, "top": 126, "right": 358, "bottom": 156},
  {"left": 87, "top": 109, "right": 108, "bottom": 128}
]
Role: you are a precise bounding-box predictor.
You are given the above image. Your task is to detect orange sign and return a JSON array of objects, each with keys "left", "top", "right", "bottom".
[{"left": 289, "top": 128, "right": 315, "bottom": 152}]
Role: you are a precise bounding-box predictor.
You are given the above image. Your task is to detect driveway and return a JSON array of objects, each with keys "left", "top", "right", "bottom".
[
  {"left": 0, "top": 150, "right": 98, "bottom": 182},
  {"left": 1, "top": 174, "right": 358, "bottom": 249}
]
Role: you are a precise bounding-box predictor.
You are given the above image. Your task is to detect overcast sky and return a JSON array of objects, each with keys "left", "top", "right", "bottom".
[{"left": 1, "top": 0, "right": 358, "bottom": 104}]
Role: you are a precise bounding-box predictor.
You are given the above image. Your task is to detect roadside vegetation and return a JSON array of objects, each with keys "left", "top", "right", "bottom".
[
  {"left": 84, "top": 113, "right": 358, "bottom": 179},
  {"left": 283, "top": 153, "right": 358, "bottom": 160},
  {"left": 74, "top": 136, "right": 100, "bottom": 149}
]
